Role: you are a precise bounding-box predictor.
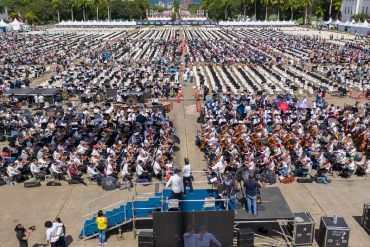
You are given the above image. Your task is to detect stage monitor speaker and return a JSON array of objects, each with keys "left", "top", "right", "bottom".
[
  {"left": 362, "top": 203, "right": 370, "bottom": 233},
  {"left": 138, "top": 230, "right": 153, "bottom": 247},
  {"left": 288, "top": 212, "right": 315, "bottom": 246},
  {"left": 237, "top": 228, "right": 254, "bottom": 247},
  {"left": 318, "top": 216, "right": 350, "bottom": 247},
  {"left": 101, "top": 177, "right": 118, "bottom": 191}
]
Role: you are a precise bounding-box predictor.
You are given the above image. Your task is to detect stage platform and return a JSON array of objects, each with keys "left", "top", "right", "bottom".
[{"left": 235, "top": 187, "right": 294, "bottom": 222}]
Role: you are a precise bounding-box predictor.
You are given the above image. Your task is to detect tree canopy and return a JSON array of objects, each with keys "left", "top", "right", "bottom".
[{"left": 1, "top": 0, "right": 367, "bottom": 24}]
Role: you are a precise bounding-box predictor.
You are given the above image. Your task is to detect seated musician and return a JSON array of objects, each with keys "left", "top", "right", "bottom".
[
  {"left": 136, "top": 160, "right": 152, "bottom": 182},
  {"left": 87, "top": 163, "right": 102, "bottom": 183},
  {"left": 30, "top": 159, "right": 46, "bottom": 180},
  {"left": 334, "top": 147, "right": 347, "bottom": 171},
  {"left": 7, "top": 163, "right": 24, "bottom": 182},
  {"left": 316, "top": 153, "right": 331, "bottom": 175},
  {"left": 295, "top": 155, "right": 312, "bottom": 177},
  {"left": 50, "top": 162, "right": 64, "bottom": 180},
  {"left": 152, "top": 157, "right": 163, "bottom": 180},
  {"left": 276, "top": 156, "right": 288, "bottom": 177},
  {"left": 340, "top": 158, "right": 355, "bottom": 178},
  {"left": 106, "top": 161, "right": 118, "bottom": 179},
  {"left": 68, "top": 163, "right": 85, "bottom": 183}
]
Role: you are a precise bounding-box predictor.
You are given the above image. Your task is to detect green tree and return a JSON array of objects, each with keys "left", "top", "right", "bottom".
[
  {"left": 221, "top": 0, "right": 230, "bottom": 20},
  {"left": 7, "top": 0, "right": 30, "bottom": 17},
  {"left": 173, "top": 0, "right": 180, "bottom": 19},
  {"left": 333, "top": 0, "right": 341, "bottom": 20},
  {"left": 286, "top": 0, "right": 299, "bottom": 20},
  {"left": 25, "top": 10, "right": 37, "bottom": 23},
  {"left": 272, "top": 0, "right": 285, "bottom": 20},
  {"left": 352, "top": 13, "right": 368, "bottom": 22},
  {"left": 261, "top": 0, "right": 271, "bottom": 20},
  {"left": 93, "top": 0, "right": 103, "bottom": 20},
  {"left": 67, "top": 0, "right": 78, "bottom": 21},
  {"left": 135, "top": 0, "right": 149, "bottom": 19},
  {"left": 105, "top": 0, "right": 111, "bottom": 20},
  {"left": 51, "top": 0, "right": 63, "bottom": 22},
  {"left": 78, "top": 0, "right": 92, "bottom": 21}
]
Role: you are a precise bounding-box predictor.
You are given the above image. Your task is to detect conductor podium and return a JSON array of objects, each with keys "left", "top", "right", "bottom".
[{"left": 318, "top": 216, "right": 350, "bottom": 247}]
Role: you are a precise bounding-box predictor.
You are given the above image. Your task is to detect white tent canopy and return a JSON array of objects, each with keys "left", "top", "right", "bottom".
[
  {"left": 10, "top": 18, "right": 24, "bottom": 31},
  {"left": 218, "top": 20, "right": 297, "bottom": 26},
  {"left": 0, "top": 19, "right": 7, "bottom": 27},
  {"left": 0, "top": 19, "right": 12, "bottom": 31}
]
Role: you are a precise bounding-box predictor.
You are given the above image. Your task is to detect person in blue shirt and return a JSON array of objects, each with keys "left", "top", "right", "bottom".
[{"left": 244, "top": 174, "right": 261, "bottom": 215}]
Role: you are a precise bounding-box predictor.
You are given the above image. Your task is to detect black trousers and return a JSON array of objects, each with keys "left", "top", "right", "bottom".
[
  {"left": 183, "top": 176, "right": 193, "bottom": 194},
  {"left": 171, "top": 192, "right": 182, "bottom": 200}
]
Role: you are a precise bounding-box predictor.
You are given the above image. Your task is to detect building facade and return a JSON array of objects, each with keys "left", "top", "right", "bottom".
[{"left": 341, "top": 0, "right": 370, "bottom": 21}]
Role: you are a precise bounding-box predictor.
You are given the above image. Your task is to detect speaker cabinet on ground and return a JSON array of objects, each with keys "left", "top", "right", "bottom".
[
  {"left": 318, "top": 216, "right": 350, "bottom": 247},
  {"left": 237, "top": 228, "right": 254, "bottom": 247},
  {"left": 288, "top": 212, "right": 315, "bottom": 246},
  {"left": 363, "top": 203, "right": 370, "bottom": 233},
  {"left": 138, "top": 230, "right": 153, "bottom": 247}
]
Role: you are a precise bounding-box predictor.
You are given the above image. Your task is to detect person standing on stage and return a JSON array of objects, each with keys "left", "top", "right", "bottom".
[
  {"left": 165, "top": 168, "right": 184, "bottom": 200},
  {"left": 244, "top": 175, "right": 261, "bottom": 215},
  {"left": 182, "top": 158, "right": 193, "bottom": 195}
]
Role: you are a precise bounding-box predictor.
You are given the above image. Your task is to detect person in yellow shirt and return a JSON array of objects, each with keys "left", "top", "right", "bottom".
[{"left": 96, "top": 210, "right": 108, "bottom": 246}]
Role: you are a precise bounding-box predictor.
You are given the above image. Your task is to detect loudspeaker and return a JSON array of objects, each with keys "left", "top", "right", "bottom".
[
  {"left": 138, "top": 230, "right": 153, "bottom": 247},
  {"left": 362, "top": 203, "right": 370, "bottom": 233},
  {"left": 288, "top": 212, "right": 315, "bottom": 246},
  {"left": 237, "top": 228, "right": 254, "bottom": 247},
  {"left": 101, "top": 177, "right": 118, "bottom": 191},
  {"left": 318, "top": 216, "right": 350, "bottom": 247}
]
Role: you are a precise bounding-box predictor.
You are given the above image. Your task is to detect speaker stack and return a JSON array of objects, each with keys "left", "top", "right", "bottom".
[
  {"left": 318, "top": 216, "right": 350, "bottom": 247},
  {"left": 138, "top": 230, "right": 154, "bottom": 247},
  {"left": 288, "top": 212, "right": 315, "bottom": 246},
  {"left": 237, "top": 228, "right": 254, "bottom": 247},
  {"left": 363, "top": 203, "right": 370, "bottom": 233}
]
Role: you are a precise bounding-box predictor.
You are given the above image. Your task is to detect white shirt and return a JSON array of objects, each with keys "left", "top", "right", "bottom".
[
  {"left": 182, "top": 164, "right": 191, "bottom": 177},
  {"left": 184, "top": 232, "right": 198, "bottom": 247},
  {"left": 46, "top": 224, "right": 59, "bottom": 243},
  {"left": 196, "top": 232, "right": 221, "bottom": 247},
  {"left": 87, "top": 166, "right": 98, "bottom": 177},
  {"left": 136, "top": 164, "right": 145, "bottom": 176},
  {"left": 166, "top": 174, "right": 184, "bottom": 193},
  {"left": 7, "top": 166, "right": 19, "bottom": 177},
  {"left": 106, "top": 163, "right": 114, "bottom": 176},
  {"left": 30, "top": 162, "right": 40, "bottom": 174},
  {"left": 153, "top": 161, "right": 161, "bottom": 175},
  {"left": 365, "top": 160, "right": 370, "bottom": 173},
  {"left": 54, "top": 222, "right": 64, "bottom": 237},
  {"left": 121, "top": 163, "right": 129, "bottom": 176}
]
